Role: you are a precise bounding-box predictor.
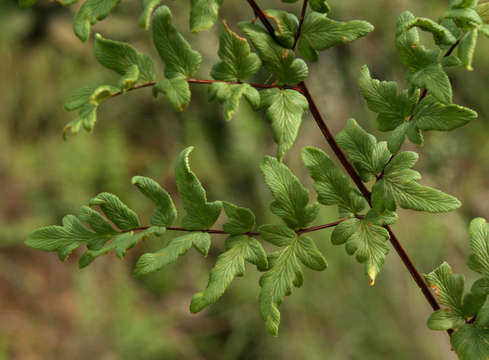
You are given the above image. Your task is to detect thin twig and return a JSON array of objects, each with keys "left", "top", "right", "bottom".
[
  {"left": 125, "top": 220, "right": 345, "bottom": 238},
  {"left": 247, "top": 0, "right": 277, "bottom": 40},
  {"left": 298, "top": 82, "right": 373, "bottom": 201},
  {"left": 111, "top": 81, "right": 157, "bottom": 98},
  {"left": 292, "top": 0, "right": 308, "bottom": 50},
  {"left": 109, "top": 79, "right": 298, "bottom": 100},
  {"left": 297, "top": 219, "right": 345, "bottom": 234},
  {"left": 444, "top": 38, "right": 461, "bottom": 57},
  {"left": 125, "top": 225, "right": 258, "bottom": 236}
]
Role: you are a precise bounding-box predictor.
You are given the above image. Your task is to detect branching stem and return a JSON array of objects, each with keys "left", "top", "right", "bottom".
[
  {"left": 113, "top": 0, "right": 464, "bottom": 330},
  {"left": 247, "top": 0, "right": 277, "bottom": 40},
  {"left": 292, "top": 0, "right": 308, "bottom": 50},
  {"left": 246, "top": 0, "right": 446, "bottom": 317}
]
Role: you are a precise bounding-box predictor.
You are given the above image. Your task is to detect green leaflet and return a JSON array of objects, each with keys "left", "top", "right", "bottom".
[
  {"left": 151, "top": 6, "right": 202, "bottom": 110},
  {"left": 222, "top": 202, "right": 256, "bottom": 235},
  {"left": 458, "top": 29, "right": 478, "bottom": 70},
  {"left": 74, "top": 0, "right": 121, "bottom": 42},
  {"left": 139, "top": 0, "right": 163, "bottom": 30},
  {"left": 190, "top": 0, "right": 223, "bottom": 33},
  {"left": 259, "top": 244, "right": 303, "bottom": 336},
  {"left": 258, "top": 224, "right": 327, "bottom": 336},
  {"left": 358, "top": 65, "right": 418, "bottom": 131},
  {"left": 451, "top": 312, "right": 489, "bottom": 360},
  {"left": 371, "top": 151, "right": 461, "bottom": 213},
  {"left": 63, "top": 84, "right": 119, "bottom": 138},
  {"left": 239, "top": 21, "right": 308, "bottom": 84},
  {"left": 467, "top": 218, "right": 489, "bottom": 277},
  {"left": 295, "top": 235, "right": 328, "bottom": 271},
  {"left": 441, "top": 17, "right": 465, "bottom": 39},
  {"left": 396, "top": 15, "right": 457, "bottom": 46},
  {"left": 190, "top": 234, "right": 268, "bottom": 313},
  {"left": 413, "top": 95, "right": 477, "bottom": 131},
  {"left": 364, "top": 208, "right": 399, "bottom": 226},
  {"left": 463, "top": 282, "right": 488, "bottom": 318},
  {"left": 302, "top": 146, "right": 366, "bottom": 216},
  {"left": 260, "top": 88, "right": 309, "bottom": 160},
  {"left": 331, "top": 218, "right": 390, "bottom": 285},
  {"left": 208, "top": 82, "right": 261, "bottom": 121},
  {"left": 426, "top": 262, "right": 466, "bottom": 311},
  {"left": 298, "top": 11, "right": 374, "bottom": 62},
  {"left": 472, "top": 278, "right": 489, "bottom": 297},
  {"left": 175, "top": 201, "right": 259, "bottom": 312},
  {"left": 396, "top": 11, "right": 452, "bottom": 104},
  {"left": 79, "top": 226, "right": 164, "bottom": 268},
  {"left": 388, "top": 118, "right": 421, "bottom": 154},
  {"left": 132, "top": 176, "right": 178, "bottom": 227},
  {"left": 266, "top": 9, "right": 299, "bottom": 49},
  {"left": 309, "top": 0, "right": 330, "bottom": 14},
  {"left": 260, "top": 156, "right": 319, "bottom": 230},
  {"left": 441, "top": 8, "right": 483, "bottom": 28},
  {"left": 336, "top": 119, "right": 391, "bottom": 182},
  {"left": 211, "top": 34, "right": 262, "bottom": 120},
  {"left": 186, "top": 202, "right": 267, "bottom": 313},
  {"left": 442, "top": 53, "right": 463, "bottom": 68},
  {"left": 259, "top": 224, "right": 297, "bottom": 247},
  {"left": 152, "top": 76, "right": 191, "bottom": 112},
  {"left": 89, "top": 192, "right": 140, "bottom": 230},
  {"left": 188, "top": 203, "right": 261, "bottom": 312},
  {"left": 94, "top": 34, "right": 156, "bottom": 89},
  {"left": 406, "top": 47, "right": 452, "bottom": 104},
  {"left": 175, "top": 147, "right": 222, "bottom": 230},
  {"left": 152, "top": 6, "right": 202, "bottom": 79},
  {"left": 427, "top": 309, "right": 465, "bottom": 331},
  {"left": 425, "top": 262, "right": 466, "bottom": 330},
  {"left": 211, "top": 21, "right": 262, "bottom": 82},
  {"left": 133, "top": 232, "right": 211, "bottom": 276}
]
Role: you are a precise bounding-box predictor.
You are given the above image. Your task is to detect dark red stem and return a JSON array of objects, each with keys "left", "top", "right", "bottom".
[
  {"left": 298, "top": 82, "right": 373, "bottom": 201},
  {"left": 127, "top": 220, "right": 345, "bottom": 237},
  {"left": 247, "top": 0, "right": 277, "bottom": 40},
  {"left": 297, "top": 219, "right": 345, "bottom": 235},
  {"left": 109, "top": 79, "right": 298, "bottom": 100},
  {"left": 247, "top": 0, "right": 443, "bottom": 314},
  {"left": 292, "top": 0, "right": 308, "bottom": 50}
]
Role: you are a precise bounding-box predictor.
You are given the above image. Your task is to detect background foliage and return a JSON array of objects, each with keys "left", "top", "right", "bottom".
[{"left": 1, "top": 0, "right": 488, "bottom": 358}]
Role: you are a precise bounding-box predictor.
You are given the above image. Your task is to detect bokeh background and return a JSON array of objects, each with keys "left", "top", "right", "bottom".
[{"left": 1, "top": 0, "right": 488, "bottom": 359}]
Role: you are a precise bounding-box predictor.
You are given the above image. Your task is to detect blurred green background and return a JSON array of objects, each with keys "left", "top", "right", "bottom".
[{"left": 1, "top": 0, "right": 488, "bottom": 359}]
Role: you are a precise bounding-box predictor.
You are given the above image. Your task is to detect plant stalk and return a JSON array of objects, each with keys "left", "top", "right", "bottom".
[
  {"left": 126, "top": 220, "right": 344, "bottom": 237},
  {"left": 247, "top": 0, "right": 443, "bottom": 314}
]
